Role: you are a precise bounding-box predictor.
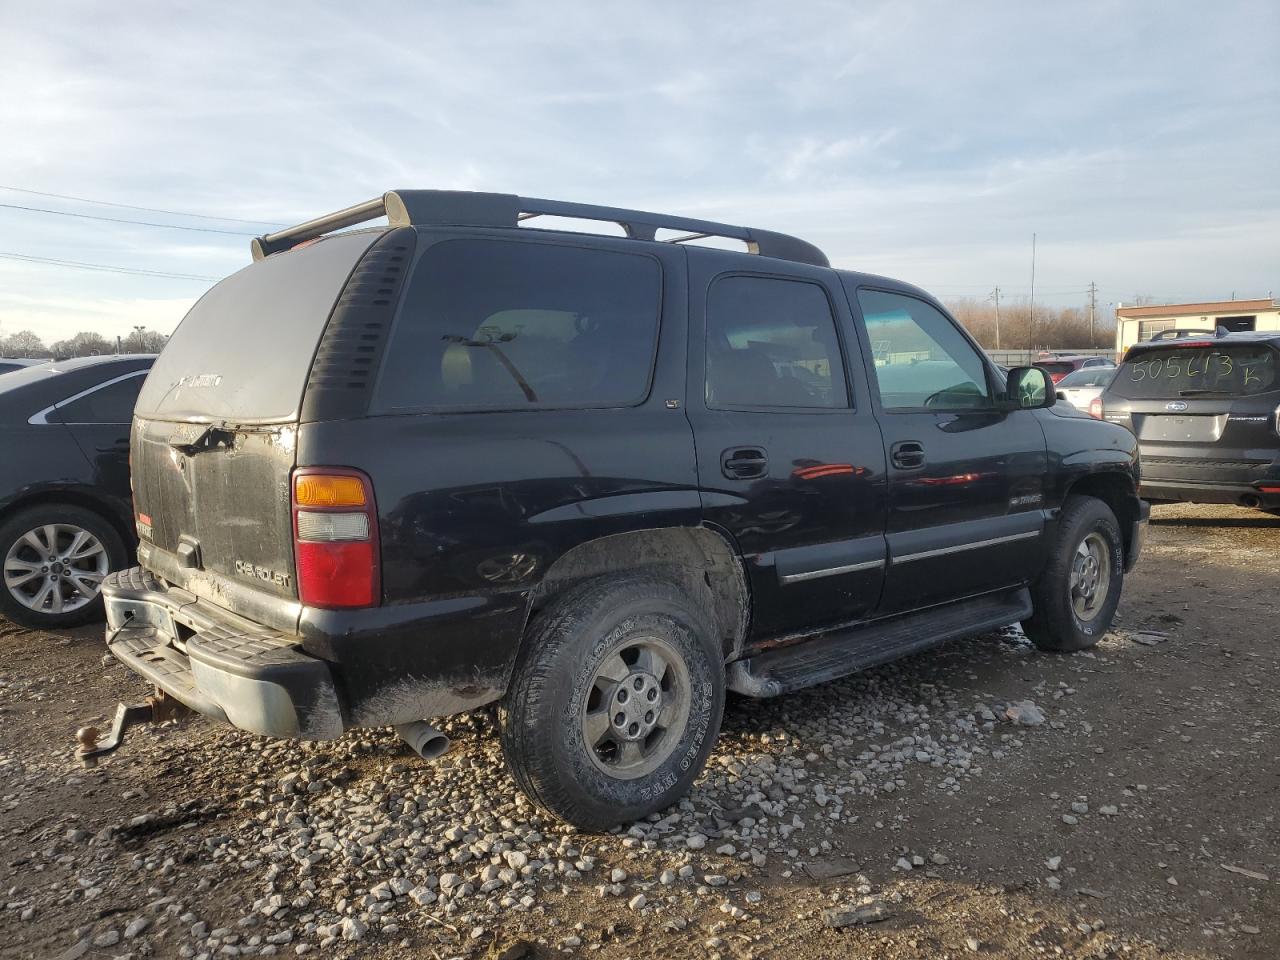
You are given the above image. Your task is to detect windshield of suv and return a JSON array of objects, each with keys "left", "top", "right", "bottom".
[
  {"left": 1110, "top": 345, "right": 1278, "bottom": 399},
  {"left": 1058, "top": 367, "right": 1114, "bottom": 388}
]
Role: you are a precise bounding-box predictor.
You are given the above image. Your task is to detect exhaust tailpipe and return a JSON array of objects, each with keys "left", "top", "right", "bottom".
[
  {"left": 394, "top": 721, "right": 451, "bottom": 761},
  {"left": 1241, "top": 494, "right": 1262, "bottom": 509}
]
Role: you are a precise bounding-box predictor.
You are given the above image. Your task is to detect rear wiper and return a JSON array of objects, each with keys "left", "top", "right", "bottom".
[
  {"left": 168, "top": 425, "right": 234, "bottom": 455},
  {"left": 1177, "top": 389, "right": 1230, "bottom": 396}
]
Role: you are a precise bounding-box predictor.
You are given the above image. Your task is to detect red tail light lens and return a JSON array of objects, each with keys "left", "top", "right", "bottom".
[
  {"left": 1088, "top": 396, "right": 1104, "bottom": 420},
  {"left": 292, "top": 468, "right": 380, "bottom": 608}
]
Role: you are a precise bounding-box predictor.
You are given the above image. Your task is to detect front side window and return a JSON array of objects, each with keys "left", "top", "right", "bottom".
[
  {"left": 49, "top": 374, "right": 144, "bottom": 424},
  {"left": 377, "top": 240, "right": 661, "bottom": 410},
  {"left": 857, "top": 290, "right": 992, "bottom": 410},
  {"left": 705, "top": 276, "right": 847, "bottom": 409}
]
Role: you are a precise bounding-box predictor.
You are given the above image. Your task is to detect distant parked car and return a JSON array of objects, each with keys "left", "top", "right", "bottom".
[
  {"left": 0, "top": 355, "right": 154, "bottom": 628},
  {"left": 1035, "top": 355, "right": 1116, "bottom": 384},
  {"left": 0, "top": 358, "right": 49, "bottom": 375},
  {"left": 1099, "top": 331, "right": 1280, "bottom": 514},
  {"left": 1055, "top": 366, "right": 1116, "bottom": 416}
]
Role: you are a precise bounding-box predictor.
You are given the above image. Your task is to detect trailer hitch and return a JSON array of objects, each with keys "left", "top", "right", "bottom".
[{"left": 75, "top": 690, "right": 191, "bottom": 767}]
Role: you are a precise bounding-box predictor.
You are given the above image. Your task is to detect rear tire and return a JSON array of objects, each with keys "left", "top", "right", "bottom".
[
  {"left": 0, "top": 504, "right": 127, "bottom": 629},
  {"left": 1022, "top": 495, "right": 1124, "bottom": 652},
  {"left": 500, "top": 575, "right": 725, "bottom": 830}
]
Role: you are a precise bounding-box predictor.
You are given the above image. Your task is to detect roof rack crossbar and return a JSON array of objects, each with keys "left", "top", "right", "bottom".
[{"left": 251, "top": 190, "right": 829, "bottom": 267}]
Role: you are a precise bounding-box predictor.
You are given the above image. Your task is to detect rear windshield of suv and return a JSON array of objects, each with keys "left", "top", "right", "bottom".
[
  {"left": 1036, "top": 361, "right": 1075, "bottom": 376},
  {"left": 1110, "top": 344, "right": 1278, "bottom": 399},
  {"left": 135, "top": 231, "right": 379, "bottom": 423},
  {"left": 375, "top": 239, "right": 661, "bottom": 411}
]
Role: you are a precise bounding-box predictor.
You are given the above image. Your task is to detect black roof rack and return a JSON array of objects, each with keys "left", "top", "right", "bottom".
[{"left": 250, "top": 190, "right": 828, "bottom": 267}]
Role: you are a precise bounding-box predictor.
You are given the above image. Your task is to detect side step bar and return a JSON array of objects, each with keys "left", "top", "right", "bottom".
[{"left": 728, "top": 588, "right": 1032, "bottom": 697}]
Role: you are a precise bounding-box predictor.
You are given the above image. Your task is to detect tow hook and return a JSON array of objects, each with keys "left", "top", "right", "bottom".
[{"left": 75, "top": 690, "right": 191, "bottom": 767}]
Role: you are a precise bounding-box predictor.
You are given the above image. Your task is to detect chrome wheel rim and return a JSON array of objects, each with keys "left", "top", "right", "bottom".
[
  {"left": 4, "top": 523, "right": 109, "bottom": 615},
  {"left": 581, "top": 636, "right": 691, "bottom": 780},
  {"left": 1070, "top": 531, "right": 1110, "bottom": 621}
]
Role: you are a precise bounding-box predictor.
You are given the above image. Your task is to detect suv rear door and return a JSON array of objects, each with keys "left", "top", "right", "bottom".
[
  {"left": 685, "top": 251, "right": 887, "bottom": 638},
  {"left": 130, "top": 231, "right": 382, "bottom": 628},
  {"left": 847, "top": 285, "right": 1048, "bottom": 613}
]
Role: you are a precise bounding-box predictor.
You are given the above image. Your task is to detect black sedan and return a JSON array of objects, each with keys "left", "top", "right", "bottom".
[
  {"left": 0, "top": 358, "right": 49, "bottom": 375},
  {"left": 0, "top": 354, "right": 154, "bottom": 628}
]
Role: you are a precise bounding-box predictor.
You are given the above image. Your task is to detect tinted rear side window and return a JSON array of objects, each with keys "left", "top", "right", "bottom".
[
  {"left": 705, "top": 276, "right": 848, "bottom": 409},
  {"left": 376, "top": 240, "right": 661, "bottom": 411},
  {"left": 49, "top": 374, "right": 145, "bottom": 424},
  {"left": 1111, "top": 346, "right": 1278, "bottom": 399},
  {"left": 135, "top": 231, "right": 379, "bottom": 423}
]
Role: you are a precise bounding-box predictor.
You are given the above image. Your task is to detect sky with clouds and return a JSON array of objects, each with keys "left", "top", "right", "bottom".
[{"left": 1, "top": 1, "right": 1276, "bottom": 345}]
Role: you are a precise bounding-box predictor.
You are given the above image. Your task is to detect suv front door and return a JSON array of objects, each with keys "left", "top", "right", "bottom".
[
  {"left": 847, "top": 285, "right": 1048, "bottom": 613},
  {"left": 687, "top": 253, "right": 888, "bottom": 639}
]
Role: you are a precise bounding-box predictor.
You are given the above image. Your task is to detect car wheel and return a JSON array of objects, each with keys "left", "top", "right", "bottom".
[
  {"left": 500, "top": 574, "right": 725, "bottom": 830},
  {"left": 1022, "top": 495, "right": 1124, "bottom": 652},
  {"left": 0, "top": 505, "right": 127, "bottom": 629}
]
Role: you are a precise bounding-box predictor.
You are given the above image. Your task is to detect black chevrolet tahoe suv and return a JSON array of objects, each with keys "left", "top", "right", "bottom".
[
  {"left": 1098, "top": 331, "right": 1280, "bottom": 513},
  {"left": 104, "top": 190, "right": 1147, "bottom": 829}
]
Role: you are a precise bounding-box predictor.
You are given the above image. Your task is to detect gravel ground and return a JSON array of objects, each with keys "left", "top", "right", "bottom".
[{"left": 1, "top": 502, "right": 1277, "bottom": 959}]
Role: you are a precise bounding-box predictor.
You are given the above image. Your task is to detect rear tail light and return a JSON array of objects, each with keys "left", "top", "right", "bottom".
[
  {"left": 292, "top": 468, "right": 380, "bottom": 608},
  {"left": 1088, "top": 396, "right": 1104, "bottom": 420}
]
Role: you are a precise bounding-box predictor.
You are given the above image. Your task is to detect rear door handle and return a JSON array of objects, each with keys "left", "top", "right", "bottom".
[
  {"left": 890, "top": 440, "right": 926, "bottom": 470},
  {"left": 721, "top": 446, "right": 769, "bottom": 480}
]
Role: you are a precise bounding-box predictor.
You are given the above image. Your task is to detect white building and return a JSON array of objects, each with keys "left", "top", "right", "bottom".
[{"left": 1115, "top": 298, "right": 1280, "bottom": 354}]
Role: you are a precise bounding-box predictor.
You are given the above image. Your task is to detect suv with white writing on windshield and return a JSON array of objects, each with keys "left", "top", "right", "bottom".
[
  {"left": 100, "top": 190, "right": 1147, "bottom": 830},
  {"left": 1098, "top": 331, "right": 1280, "bottom": 513}
]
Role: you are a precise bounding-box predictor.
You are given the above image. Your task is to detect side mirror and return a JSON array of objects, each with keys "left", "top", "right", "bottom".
[{"left": 1005, "top": 366, "right": 1056, "bottom": 410}]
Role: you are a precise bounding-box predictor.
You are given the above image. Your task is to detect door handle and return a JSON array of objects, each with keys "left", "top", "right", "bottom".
[
  {"left": 890, "top": 440, "right": 926, "bottom": 470},
  {"left": 721, "top": 446, "right": 769, "bottom": 480}
]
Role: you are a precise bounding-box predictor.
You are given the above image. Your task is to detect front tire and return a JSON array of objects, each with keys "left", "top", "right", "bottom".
[
  {"left": 1022, "top": 495, "right": 1124, "bottom": 652},
  {"left": 0, "top": 504, "right": 127, "bottom": 629},
  {"left": 500, "top": 575, "right": 725, "bottom": 830}
]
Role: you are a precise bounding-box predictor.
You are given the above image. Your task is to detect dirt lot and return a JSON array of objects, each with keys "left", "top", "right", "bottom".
[{"left": 1, "top": 503, "right": 1276, "bottom": 960}]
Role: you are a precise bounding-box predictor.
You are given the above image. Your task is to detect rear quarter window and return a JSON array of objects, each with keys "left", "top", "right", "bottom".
[
  {"left": 135, "top": 231, "right": 379, "bottom": 423},
  {"left": 1110, "top": 345, "right": 1278, "bottom": 399},
  {"left": 375, "top": 240, "right": 662, "bottom": 411}
]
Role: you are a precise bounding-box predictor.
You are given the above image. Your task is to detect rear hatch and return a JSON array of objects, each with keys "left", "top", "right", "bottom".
[
  {"left": 1102, "top": 340, "right": 1280, "bottom": 484},
  {"left": 1036, "top": 360, "right": 1076, "bottom": 383},
  {"left": 131, "top": 231, "right": 380, "bottom": 627}
]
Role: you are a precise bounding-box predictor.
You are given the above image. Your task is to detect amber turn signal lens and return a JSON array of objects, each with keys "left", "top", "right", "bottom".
[{"left": 294, "top": 474, "right": 367, "bottom": 508}]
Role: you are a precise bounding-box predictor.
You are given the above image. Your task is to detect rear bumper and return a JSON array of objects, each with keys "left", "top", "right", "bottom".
[
  {"left": 102, "top": 567, "right": 343, "bottom": 740},
  {"left": 1126, "top": 499, "right": 1150, "bottom": 572},
  {"left": 1139, "top": 479, "right": 1280, "bottom": 509}
]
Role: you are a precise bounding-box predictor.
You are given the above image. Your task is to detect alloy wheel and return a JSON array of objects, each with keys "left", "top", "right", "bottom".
[
  {"left": 3, "top": 523, "right": 109, "bottom": 615},
  {"left": 1069, "top": 531, "right": 1110, "bottom": 621},
  {"left": 581, "top": 636, "right": 691, "bottom": 780}
]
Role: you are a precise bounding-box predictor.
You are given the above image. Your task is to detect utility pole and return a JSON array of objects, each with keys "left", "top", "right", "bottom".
[
  {"left": 990, "top": 286, "right": 1002, "bottom": 351},
  {"left": 1087, "top": 281, "right": 1097, "bottom": 344},
  {"left": 131, "top": 325, "right": 146, "bottom": 352},
  {"left": 1029, "top": 233, "right": 1037, "bottom": 349}
]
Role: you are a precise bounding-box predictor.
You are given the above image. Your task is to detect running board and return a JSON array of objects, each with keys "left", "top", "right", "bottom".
[{"left": 727, "top": 588, "right": 1033, "bottom": 698}]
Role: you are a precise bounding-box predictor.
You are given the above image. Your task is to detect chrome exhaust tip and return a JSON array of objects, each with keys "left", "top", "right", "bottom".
[{"left": 393, "top": 721, "right": 451, "bottom": 761}]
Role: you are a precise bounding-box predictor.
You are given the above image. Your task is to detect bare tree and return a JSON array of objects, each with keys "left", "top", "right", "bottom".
[
  {"left": 1, "top": 330, "right": 50, "bottom": 358},
  {"left": 50, "top": 331, "right": 113, "bottom": 359},
  {"left": 945, "top": 298, "right": 1115, "bottom": 350}
]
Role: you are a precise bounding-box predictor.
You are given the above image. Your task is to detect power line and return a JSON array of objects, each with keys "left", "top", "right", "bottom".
[
  {"left": 0, "top": 185, "right": 286, "bottom": 227},
  {"left": 0, "top": 201, "right": 258, "bottom": 236},
  {"left": 0, "top": 251, "right": 221, "bottom": 282}
]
